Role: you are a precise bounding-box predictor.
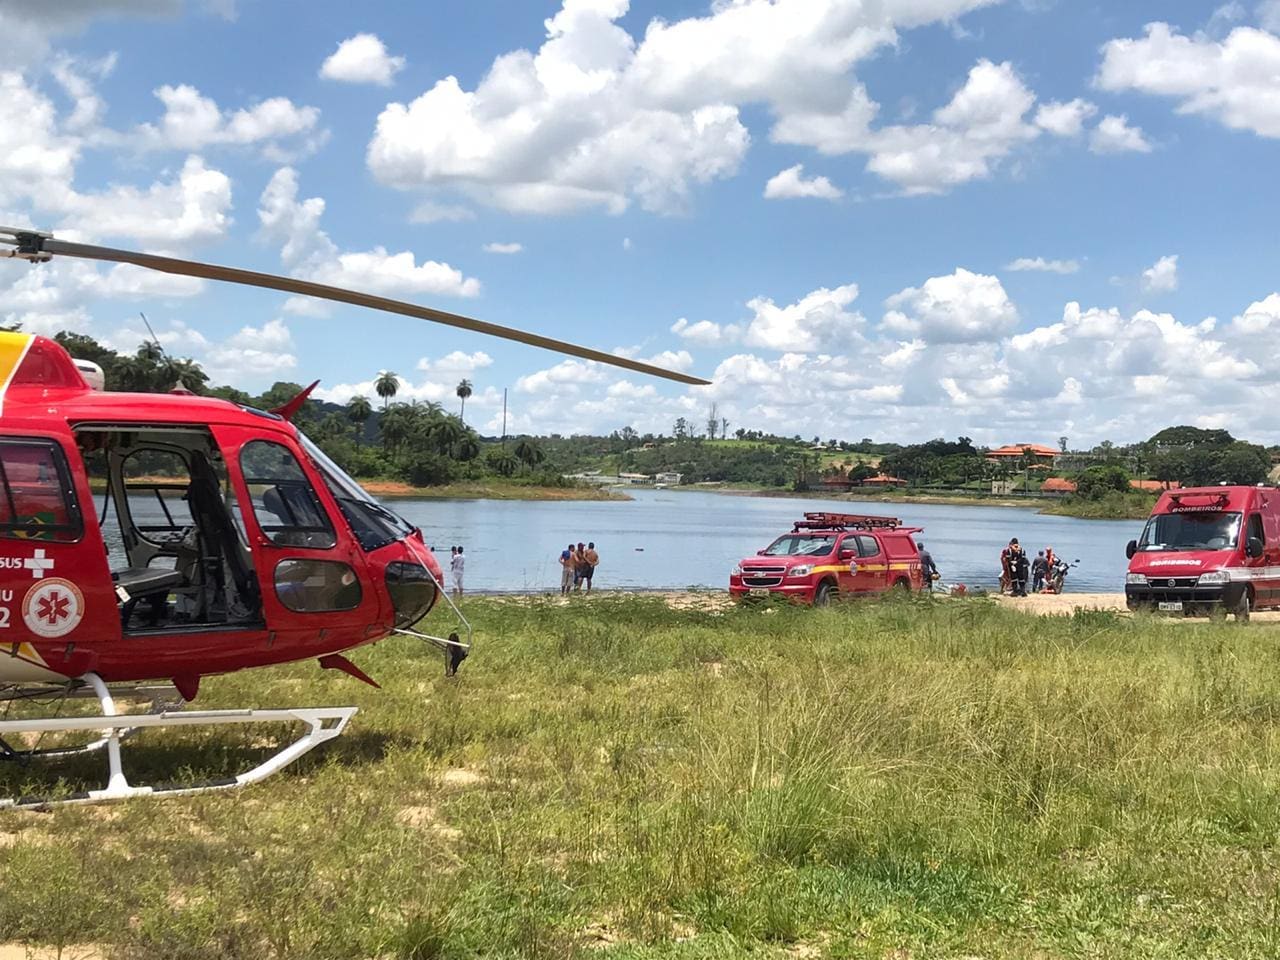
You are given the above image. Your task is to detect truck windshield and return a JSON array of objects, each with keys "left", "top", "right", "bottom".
[
  {"left": 1137, "top": 511, "right": 1241, "bottom": 552},
  {"left": 763, "top": 535, "right": 836, "bottom": 557},
  {"left": 298, "top": 433, "right": 416, "bottom": 551}
]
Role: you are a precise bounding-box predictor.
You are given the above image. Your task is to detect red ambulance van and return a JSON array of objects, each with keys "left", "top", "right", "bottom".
[{"left": 1124, "top": 485, "right": 1280, "bottom": 621}]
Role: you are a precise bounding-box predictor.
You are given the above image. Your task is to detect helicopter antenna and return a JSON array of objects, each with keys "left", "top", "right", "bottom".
[
  {"left": 138, "top": 311, "right": 168, "bottom": 362},
  {"left": 0, "top": 228, "right": 711, "bottom": 386}
]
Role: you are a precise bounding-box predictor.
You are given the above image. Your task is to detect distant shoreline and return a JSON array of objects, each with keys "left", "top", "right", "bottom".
[
  {"left": 359, "top": 479, "right": 633, "bottom": 502},
  {"left": 669, "top": 484, "right": 1147, "bottom": 519}
]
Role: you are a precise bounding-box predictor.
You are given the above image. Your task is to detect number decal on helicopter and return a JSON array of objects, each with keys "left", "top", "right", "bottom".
[{"left": 21, "top": 578, "right": 84, "bottom": 639}]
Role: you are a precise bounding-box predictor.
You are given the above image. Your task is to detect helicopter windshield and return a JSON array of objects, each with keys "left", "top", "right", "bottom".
[{"left": 298, "top": 433, "right": 415, "bottom": 551}]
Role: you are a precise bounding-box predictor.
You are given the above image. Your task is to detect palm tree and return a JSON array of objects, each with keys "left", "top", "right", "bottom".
[
  {"left": 347, "top": 395, "right": 372, "bottom": 443},
  {"left": 513, "top": 438, "right": 544, "bottom": 470},
  {"left": 456, "top": 379, "right": 472, "bottom": 422},
  {"left": 455, "top": 436, "right": 480, "bottom": 462},
  {"left": 165, "top": 357, "right": 207, "bottom": 393},
  {"left": 487, "top": 449, "right": 519, "bottom": 477},
  {"left": 375, "top": 371, "right": 399, "bottom": 410},
  {"left": 428, "top": 417, "right": 466, "bottom": 456}
]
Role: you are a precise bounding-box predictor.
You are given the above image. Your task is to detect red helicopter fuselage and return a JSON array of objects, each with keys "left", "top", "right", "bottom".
[{"left": 0, "top": 330, "right": 443, "bottom": 695}]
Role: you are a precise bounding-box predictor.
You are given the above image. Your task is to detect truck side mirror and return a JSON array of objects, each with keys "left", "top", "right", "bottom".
[
  {"left": 1247, "top": 537, "right": 1264, "bottom": 559},
  {"left": 1125, "top": 539, "right": 1137, "bottom": 560},
  {"left": 839, "top": 549, "right": 855, "bottom": 561}
]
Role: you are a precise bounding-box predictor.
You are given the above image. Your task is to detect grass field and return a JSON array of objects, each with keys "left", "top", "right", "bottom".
[{"left": 3, "top": 596, "right": 1280, "bottom": 958}]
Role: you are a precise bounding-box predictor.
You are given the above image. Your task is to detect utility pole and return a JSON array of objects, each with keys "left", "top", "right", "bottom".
[{"left": 501, "top": 388, "right": 508, "bottom": 448}]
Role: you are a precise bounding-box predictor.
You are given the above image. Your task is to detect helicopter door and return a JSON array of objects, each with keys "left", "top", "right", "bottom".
[{"left": 214, "top": 428, "right": 380, "bottom": 654}]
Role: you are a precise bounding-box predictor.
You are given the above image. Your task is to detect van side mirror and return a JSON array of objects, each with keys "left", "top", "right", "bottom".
[
  {"left": 1247, "top": 537, "right": 1264, "bottom": 559},
  {"left": 1125, "top": 540, "right": 1137, "bottom": 560}
]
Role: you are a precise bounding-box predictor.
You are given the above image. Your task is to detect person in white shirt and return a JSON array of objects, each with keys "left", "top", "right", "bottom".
[{"left": 450, "top": 545, "right": 465, "bottom": 597}]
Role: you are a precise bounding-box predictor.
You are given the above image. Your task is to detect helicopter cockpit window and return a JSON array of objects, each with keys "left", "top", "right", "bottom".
[
  {"left": 274, "top": 559, "right": 362, "bottom": 613},
  {"left": 123, "top": 450, "right": 195, "bottom": 545},
  {"left": 240, "top": 441, "right": 336, "bottom": 549},
  {"left": 0, "top": 438, "right": 83, "bottom": 543},
  {"left": 298, "top": 433, "right": 414, "bottom": 552}
]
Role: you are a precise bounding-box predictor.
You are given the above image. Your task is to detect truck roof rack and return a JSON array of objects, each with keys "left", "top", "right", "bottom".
[{"left": 792, "top": 512, "right": 902, "bottom": 532}]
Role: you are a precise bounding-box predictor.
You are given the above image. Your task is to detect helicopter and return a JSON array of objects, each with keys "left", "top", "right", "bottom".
[{"left": 0, "top": 225, "right": 707, "bottom": 807}]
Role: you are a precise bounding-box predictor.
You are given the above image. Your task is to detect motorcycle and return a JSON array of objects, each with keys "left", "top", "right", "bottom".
[{"left": 1044, "top": 558, "right": 1080, "bottom": 594}]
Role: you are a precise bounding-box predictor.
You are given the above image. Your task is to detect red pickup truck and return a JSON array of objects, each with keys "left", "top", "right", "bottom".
[{"left": 729, "top": 512, "right": 925, "bottom": 605}]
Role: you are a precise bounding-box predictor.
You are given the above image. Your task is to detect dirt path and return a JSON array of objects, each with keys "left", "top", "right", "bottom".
[{"left": 991, "top": 591, "right": 1280, "bottom": 622}]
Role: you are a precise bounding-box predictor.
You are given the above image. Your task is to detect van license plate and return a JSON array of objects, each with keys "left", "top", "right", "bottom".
[
  {"left": 1158, "top": 601, "right": 1183, "bottom": 612},
  {"left": 749, "top": 588, "right": 770, "bottom": 597}
]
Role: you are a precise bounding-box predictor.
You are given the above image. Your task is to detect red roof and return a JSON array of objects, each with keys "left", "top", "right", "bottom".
[
  {"left": 1130, "top": 479, "right": 1180, "bottom": 492},
  {"left": 1041, "top": 478, "right": 1077, "bottom": 493},
  {"left": 860, "top": 474, "right": 907, "bottom": 486},
  {"left": 987, "top": 443, "right": 1060, "bottom": 458}
]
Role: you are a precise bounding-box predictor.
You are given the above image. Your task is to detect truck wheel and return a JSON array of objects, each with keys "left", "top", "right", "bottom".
[
  {"left": 1234, "top": 588, "right": 1252, "bottom": 623},
  {"left": 893, "top": 578, "right": 911, "bottom": 593},
  {"left": 813, "top": 581, "right": 834, "bottom": 607}
]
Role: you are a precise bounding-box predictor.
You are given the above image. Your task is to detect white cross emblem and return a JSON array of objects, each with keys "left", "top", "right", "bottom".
[{"left": 23, "top": 549, "right": 54, "bottom": 580}]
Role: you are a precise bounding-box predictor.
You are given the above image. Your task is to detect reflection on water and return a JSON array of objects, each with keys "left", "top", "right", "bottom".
[{"left": 386, "top": 488, "right": 1142, "bottom": 594}]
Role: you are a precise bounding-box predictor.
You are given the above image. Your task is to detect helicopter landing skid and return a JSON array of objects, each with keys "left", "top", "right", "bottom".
[
  {"left": 0, "top": 681, "right": 184, "bottom": 762},
  {"left": 0, "top": 673, "right": 355, "bottom": 808}
]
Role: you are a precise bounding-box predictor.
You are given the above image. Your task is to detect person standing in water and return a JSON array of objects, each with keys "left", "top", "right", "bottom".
[
  {"left": 559, "top": 543, "right": 575, "bottom": 595},
  {"left": 582, "top": 541, "right": 599, "bottom": 593},
  {"left": 450, "top": 545, "right": 465, "bottom": 598}
]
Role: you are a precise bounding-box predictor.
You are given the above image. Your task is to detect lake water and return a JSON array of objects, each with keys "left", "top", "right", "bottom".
[{"left": 395, "top": 489, "right": 1145, "bottom": 594}]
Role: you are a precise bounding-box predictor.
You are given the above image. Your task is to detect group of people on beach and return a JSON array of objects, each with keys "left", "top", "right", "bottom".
[
  {"left": 560, "top": 542, "right": 600, "bottom": 594},
  {"left": 999, "top": 538, "right": 1059, "bottom": 596}
]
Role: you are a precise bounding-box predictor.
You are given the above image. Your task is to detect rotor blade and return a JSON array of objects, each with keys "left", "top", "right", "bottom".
[{"left": 38, "top": 238, "right": 711, "bottom": 386}]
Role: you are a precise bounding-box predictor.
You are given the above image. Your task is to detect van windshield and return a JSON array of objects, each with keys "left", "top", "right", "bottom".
[
  {"left": 763, "top": 535, "right": 836, "bottom": 557},
  {"left": 1137, "top": 511, "right": 1241, "bottom": 552}
]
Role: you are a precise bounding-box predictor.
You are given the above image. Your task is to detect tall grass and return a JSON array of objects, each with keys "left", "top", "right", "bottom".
[{"left": 2, "top": 596, "right": 1280, "bottom": 957}]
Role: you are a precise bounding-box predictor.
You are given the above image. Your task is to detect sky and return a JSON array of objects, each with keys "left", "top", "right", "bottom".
[{"left": 1, "top": 0, "right": 1278, "bottom": 449}]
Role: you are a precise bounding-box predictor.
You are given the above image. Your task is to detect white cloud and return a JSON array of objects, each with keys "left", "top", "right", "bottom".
[
  {"left": 1006, "top": 257, "right": 1080, "bottom": 274},
  {"left": 671, "top": 317, "right": 741, "bottom": 347},
  {"left": 134, "top": 84, "right": 323, "bottom": 158},
  {"left": 744, "top": 284, "right": 865, "bottom": 352},
  {"left": 1033, "top": 98, "right": 1097, "bottom": 137},
  {"left": 516, "top": 359, "right": 608, "bottom": 394},
  {"left": 320, "top": 33, "right": 405, "bottom": 86},
  {"left": 202, "top": 318, "right": 298, "bottom": 380},
  {"left": 257, "top": 167, "right": 481, "bottom": 298},
  {"left": 777, "top": 59, "right": 1043, "bottom": 195},
  {"left": 1231, "top": 293, "right": 1280, "bottom": 333},
  {"left": 483, "top": 242, "right": 524, "bottom": 254},
  {"left": 1089, "top": 114, "right": 1152, "bottom": 154},
  {"left": 365, "top": 0, "right": 1018, "bottom": 213},
  {"left": 1097, "top": 22, "right": 1280, "bottom": 138},
  {"left": 54, "top": 155, "right": 234, "bottom": 246},
  {"left": 410, "top": 282, "right": 1280, "bottom": 445},
  {"left": 763, "top": 164, "right": 843, "bottom": 200},
  {"left": 416, "top": 350, "right": 494, "bottom": 374},
  {"left": 882, "top": 268, "right": 1017, "bottom": 342},
  {"left": 622, "top": 237, "right": 632, "bottom": 251},
  {"left": 410, "top": 201, "right": 476, "bottom": 224},
  {"left": 1141, "top": 255, "right": 1179, "bottom": 294}
]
